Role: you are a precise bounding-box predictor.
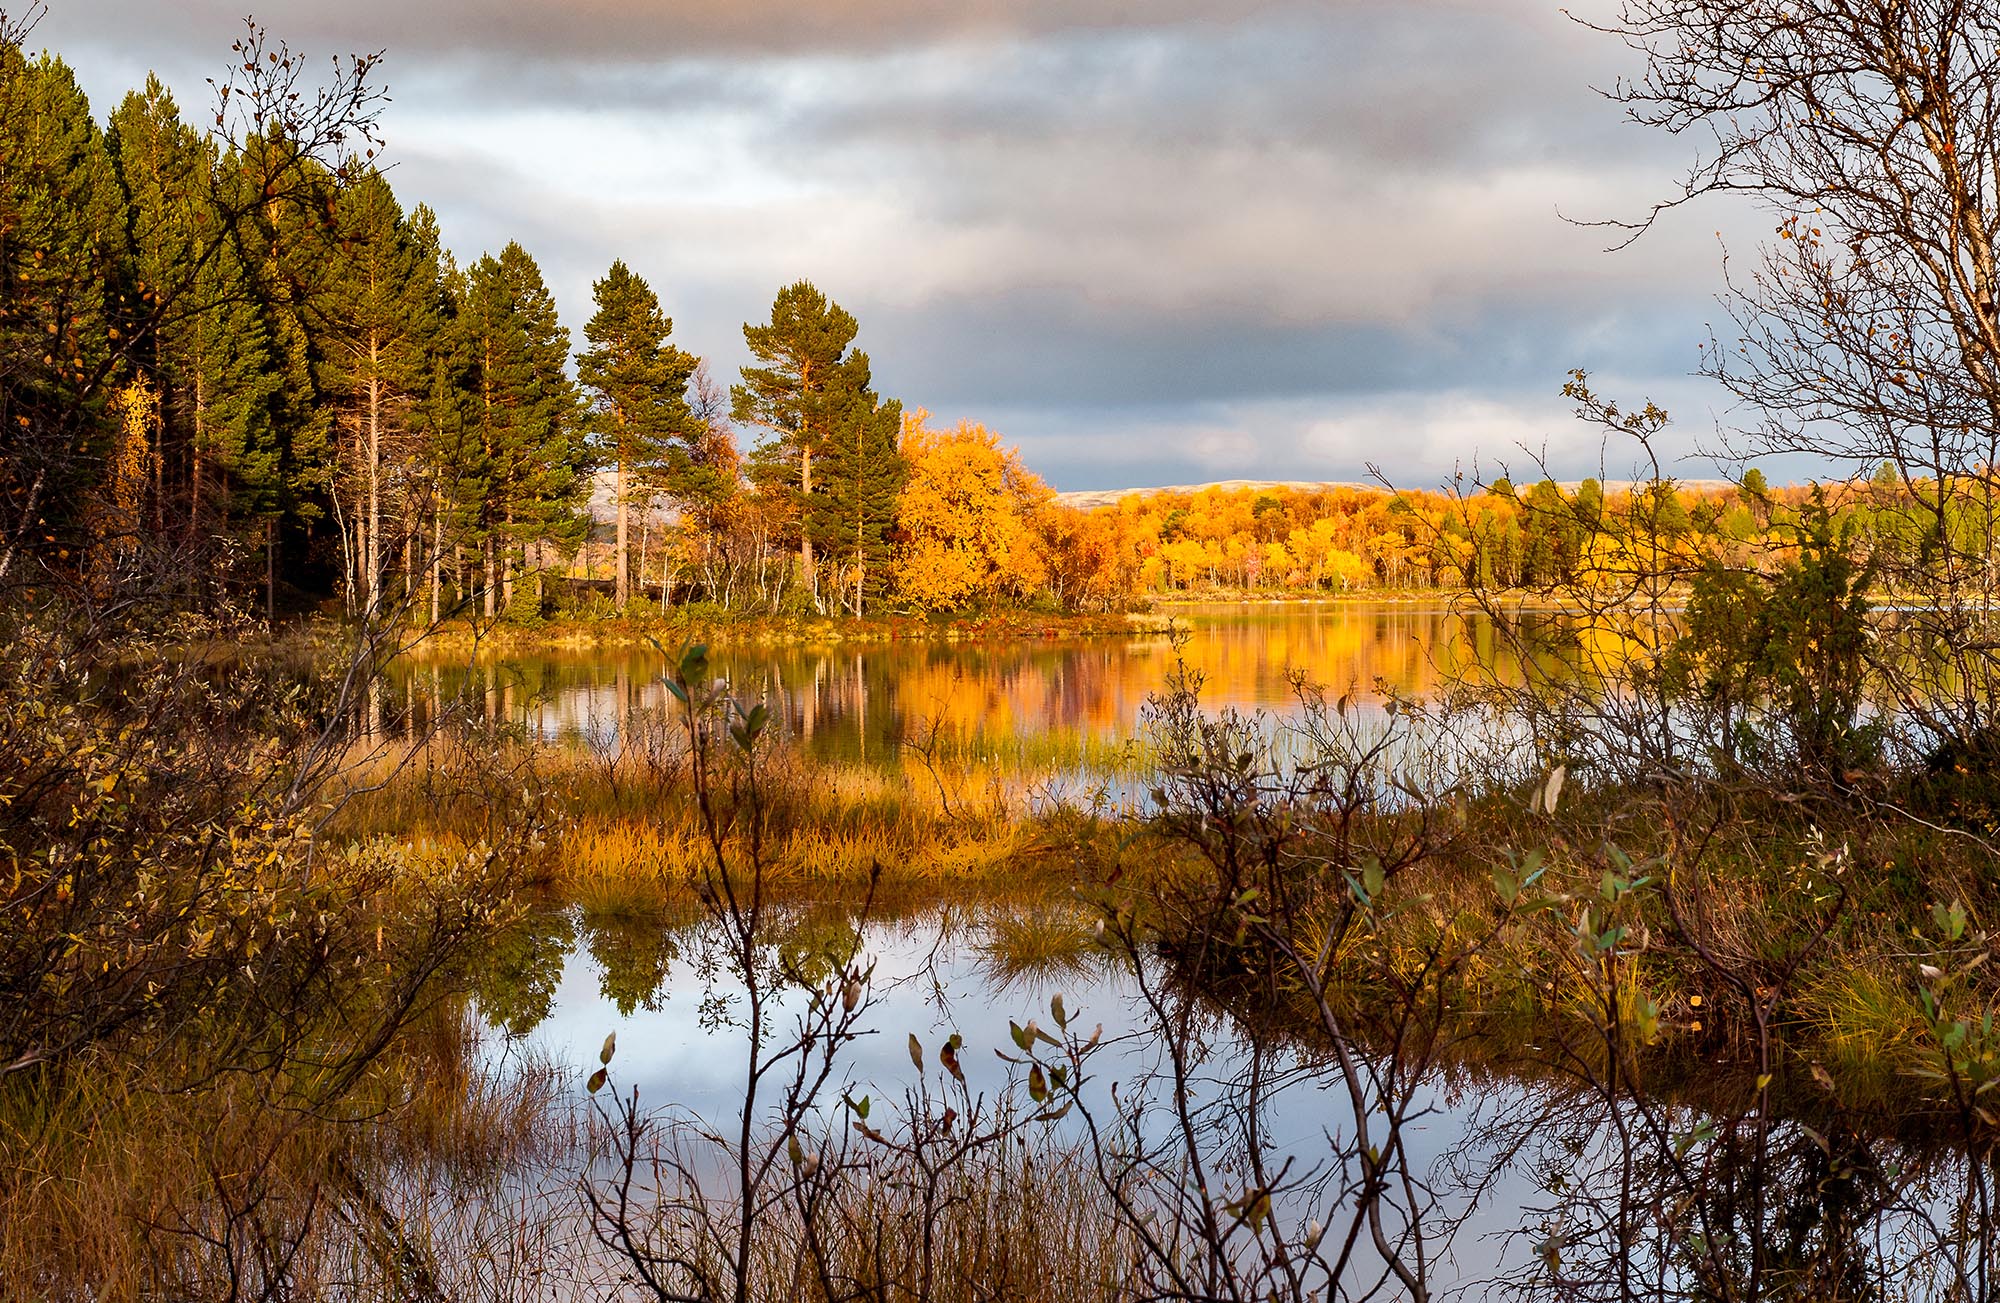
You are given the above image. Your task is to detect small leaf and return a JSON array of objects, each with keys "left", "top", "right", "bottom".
[
  {"left": 586, "top": 1067, "right": 607, "bottom": 1094},
  {"left": 908, "top": 1033, "right": 924, "bottom": 1070},
  {"left": 600, "top": 1032, "right": 617, "bottom": 1066}
]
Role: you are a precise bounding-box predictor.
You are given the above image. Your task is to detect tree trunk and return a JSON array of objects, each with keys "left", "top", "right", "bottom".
[
  {"left": 638, "top": 502, "right": 651, "bottom": 606},
  {"left": 189, "top": 372, "right": 205, "bottom": 543},
  {"left": 366, "top": 332, "right": 382, "bottom": 615},
  {"left": 264, "top": 518, "right": 276, "bottom": 626},
  {"left": 430, "top": 504, "right": 444, "bottom": 625},
  {"left": 616, "top": 448, "right": 629, "bottom": 607},
  {"left": 501, "top": 507, "right": 515, "bottom": 612},
  {"left": 800, "top": 444, "right": 814, "bottom": 603}
]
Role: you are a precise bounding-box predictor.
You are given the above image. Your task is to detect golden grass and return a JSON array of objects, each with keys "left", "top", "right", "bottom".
[
  {"left": 0, "top": 1009, "right": 573, "bottom": 1302},
  {"left": 324, "top": 728, "right": 1132, "bottom": 910}
]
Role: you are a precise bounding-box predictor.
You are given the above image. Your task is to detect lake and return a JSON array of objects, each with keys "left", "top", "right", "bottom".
[
  {"left": 389, "top": 601, "right": 1557, "bottom": 774},
  {"left": 429, "top": 603, "right": 1979, "bottom": 1298},
  {"left": 485, "top": 894, "right": 1976, "bottom": 1300}
]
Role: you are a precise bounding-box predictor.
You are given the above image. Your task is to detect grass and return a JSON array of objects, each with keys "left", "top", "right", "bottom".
[
  {"left": 322, "top": 693, "right": 2000, "bottom": 1135},
  {"left": 326, "top": 724, "right": 1138, "bottom": 909},
  {"left": 399, "top": 604, "right": 1161, "bottom": 653},
  {"left": 0, "top": 1007, "right": 573, "bottom": 1302},
  {"left": 975, "top": 903, "right": 1109, "bottom": 987}
]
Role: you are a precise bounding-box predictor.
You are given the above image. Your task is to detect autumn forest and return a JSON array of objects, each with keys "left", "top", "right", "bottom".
[{"left": 26, "top": 4, "right": 2000, "bottom": 1302}]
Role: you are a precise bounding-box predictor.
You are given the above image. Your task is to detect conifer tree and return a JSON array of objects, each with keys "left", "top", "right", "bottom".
[
  {"left": 400, "top": 206, "right": 475, "bottom": 624},
  {"left": 731, "top": 281, "right": 872, "bottom": 606},
  {"left": 0, "top": 44, "right": 127, "bottom": 583},
  {"left": 462, "top": 242, "right": 585, "bottom": 616},
  {"left": 107, "top": 78, "right": 284, "bottom": 577},
  {"left": 578, "top": 260, "right": 695, "bottom": 606},
  {"left": 234, "top": 132, "right": 339, "bottom": 620},
  {"left": 814, "top": 383, "right": 904, "bottom": 616},
  {"left": 318, "top": 168, "right": 438, "bottom": 614}
]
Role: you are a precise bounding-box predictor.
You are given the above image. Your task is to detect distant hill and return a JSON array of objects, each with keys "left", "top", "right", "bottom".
[
  {"left": 589, "top": 470, "right": 1756, "bottom": 522},
  {"left": 1053, "top": 480, "right": 1380, "bottom": 510},
  {"left": 1052, "top": 476, "right": 1744, "bottom": 510}
]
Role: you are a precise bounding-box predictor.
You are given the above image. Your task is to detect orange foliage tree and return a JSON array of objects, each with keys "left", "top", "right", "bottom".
[{"left": 893, "top": 413, "right": 1050, "bottom": 611}]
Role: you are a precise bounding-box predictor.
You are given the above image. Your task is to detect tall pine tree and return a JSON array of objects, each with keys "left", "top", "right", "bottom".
[
  {"left": 0, "top": 44, "right": 127, "bottom": 584},
  {"left": 317, "top": 167, "right": 439, "bottom": 615},
  {"left": 732, "top": 281, "right": 877, "bottom": 608},
  {"left": 577, "top": 260, "right": 695, "bottom": 606},
  {"left": 815, "top": 381, "right": 904, "bottom": 616},
  {"left": 462, "top": 242, "right": 585, "bottom": 617},
  {"left": 107, "top": 77, "right": 284, "bottom": 584}
]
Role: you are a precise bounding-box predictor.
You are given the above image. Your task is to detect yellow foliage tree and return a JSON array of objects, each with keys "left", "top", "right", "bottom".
[
  {"left": 894, "top": 414, "right": 1050, "bottom": 611},
  {"left": 89, "top": 376, "right": 158, "bottom": 596}
]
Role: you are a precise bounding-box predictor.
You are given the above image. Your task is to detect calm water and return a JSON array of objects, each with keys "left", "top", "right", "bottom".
[
  {"left": 445, "top": 606, "right": 1980, "bottom": 1297},
  {"left": 484, "top": 899, "right": 1971, "bottom": 1299},
  {"left": 391, "top": 601, "right": 1547, "bottom": 772}
]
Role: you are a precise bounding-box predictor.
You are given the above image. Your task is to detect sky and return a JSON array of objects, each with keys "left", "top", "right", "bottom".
[{"left": 28, "top": 0, "right": 1778, "bottom": 492}]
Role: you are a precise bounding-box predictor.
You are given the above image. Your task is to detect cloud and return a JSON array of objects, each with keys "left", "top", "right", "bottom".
[
  {"left": 30, "top": 0, "right": 1770, "bottom": 490},
  {"left": 35, "top": 0, "right": 1470, "bottom": 64}
]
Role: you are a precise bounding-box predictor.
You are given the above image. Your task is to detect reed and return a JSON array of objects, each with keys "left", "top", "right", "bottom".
[
  {"left": 0, "top": 1008, "right": 576, "bottom": 1302},
  {"left": 325, "top": 725, "right": 1137, "bottom": 906}
]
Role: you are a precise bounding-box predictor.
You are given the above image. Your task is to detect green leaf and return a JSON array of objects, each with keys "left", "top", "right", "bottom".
[{"left": 586, "top": 1067, "right": 607, "bottom": 1095}]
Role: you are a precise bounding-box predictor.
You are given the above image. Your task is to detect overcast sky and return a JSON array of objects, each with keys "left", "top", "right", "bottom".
[{"left": 30, "top": 0, "right": 1773, "bottom": 491}]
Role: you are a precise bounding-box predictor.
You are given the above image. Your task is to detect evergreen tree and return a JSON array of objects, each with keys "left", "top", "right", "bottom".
[
  {"left": 578, "top": 260, "right": 695, "bottom": 606},
  {"left": 317, "top": 167, "right": 438, "bottom": 614},
  {"left": 0, "top": 44, "right": 127, "bottom": 584},
  {"left": 814, "top": 382, "right": 903, "bottom": 616},
  {"left": 404, "top": 208, "right": 477, "bottom": 624},
  {"left": 462, "top": 242, "right": 585, "bottom": 617},
  {"left": 233, "top": 133, "right": 341, "bottom": 619},
  {"left": 107, "top": 78, "right": 284, "bottom": 581},
  {"left": 732, "top": 281, "right": 882, "bottom": 606}
]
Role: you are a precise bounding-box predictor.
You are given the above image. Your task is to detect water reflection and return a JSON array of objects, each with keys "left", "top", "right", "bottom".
[
  {"left": 386, "top": 603, "right": 1557, "bottom": 773},
  {"left": 481, "top": 898, "right": 2000, "bottom": 1301}
]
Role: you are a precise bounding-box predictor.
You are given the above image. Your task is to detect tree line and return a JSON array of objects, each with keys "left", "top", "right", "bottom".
[
  {"left": 0, "top": 35, "right": 1193, "bottom": 626},
  {"left": 11, "top": 31, "right": 1998, "bottom": 632}
]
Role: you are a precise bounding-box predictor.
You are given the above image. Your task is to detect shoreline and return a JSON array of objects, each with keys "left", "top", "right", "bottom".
[{"left": 389, "top": 607, "right": 1184, "bottom": 655}]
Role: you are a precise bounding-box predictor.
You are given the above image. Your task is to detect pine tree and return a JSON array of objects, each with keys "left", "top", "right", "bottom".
[
  {"left": 107, "top": 78, "right": 283, "bottom": 581},
  {"left": 402, "top": 206, "right": 474, "bottom": 625},
  {"left": 813, "top": 380, "right": 904, "bottom": 616},
  {"left": 234, "top": 133, "right": 341, "bottom": 621},
  {"left": 317, "top": 167, "right": 438, "bottom": 615},
  {"left": 578, "top": 260, "right": 695, "bottom": 606},
  {"left": 731, "top": 281, "right": 872, "bottom": 606},
  {"left": 462, "top": 242, "right": 585, "bottom": 617},
  {"left": 0, "top": 44, "right": 127, "bottom": 583}
]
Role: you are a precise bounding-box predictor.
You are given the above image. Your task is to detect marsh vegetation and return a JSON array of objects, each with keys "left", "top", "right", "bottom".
[{"left": 27, "top": 0, "right": 2000, "bottom": 1298}]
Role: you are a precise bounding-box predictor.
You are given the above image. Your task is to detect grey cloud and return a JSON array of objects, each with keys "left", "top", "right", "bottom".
[
  {"left": 33, "top": 0, "right": 1766, "bottom": 490},
  {"left": 36, "top": 0, "right": 1335, "bottom": 64}
]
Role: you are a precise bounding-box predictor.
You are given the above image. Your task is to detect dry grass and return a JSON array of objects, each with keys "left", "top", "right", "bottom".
[
  {"left": 325, "top": 727, "right": 1132, "bottom": 906},
  {"left": 0, "top": 1009, "right": 578, "bottom": 1302}
]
